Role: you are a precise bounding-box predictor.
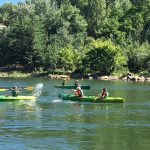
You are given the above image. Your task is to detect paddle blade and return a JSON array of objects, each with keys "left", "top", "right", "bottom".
[{"left": 24, "top": 86, "right": 34, "bottom": 90}]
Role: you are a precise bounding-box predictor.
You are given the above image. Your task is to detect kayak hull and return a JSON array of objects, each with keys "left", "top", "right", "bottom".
[
  {"left": 0, "top": 89, "right": 7, "bottom": 92},
  {"left": 59, "top": 94, "right": 125, "bottom": 103},
  {"left": 0, "top": 96, "right": 36, "bottom": 101},
  {"left": 54, "top": 85, "right": 90, "bottom": 89}
]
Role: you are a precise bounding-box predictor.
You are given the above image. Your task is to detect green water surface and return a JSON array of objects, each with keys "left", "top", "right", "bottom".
[{"left": 0, "top": 78, "right": 150, "bottom": 150}]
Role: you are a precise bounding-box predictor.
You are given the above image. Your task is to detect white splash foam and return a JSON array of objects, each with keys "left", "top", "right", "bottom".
[
  {"left": 52, "top": 99, "right": 62, "bottom": 103},
  {"left": 33, "top": 83, "right": 43, "bottom": 97}
]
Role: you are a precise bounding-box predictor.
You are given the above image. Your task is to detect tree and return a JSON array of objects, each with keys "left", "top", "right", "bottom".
[
  {"left": 58, "top": 47, "right": 74, "bottom": 70},
  {"left": 6, "top": 16, "right": 33, "bottom": 67},
  {"left": 0, "top": 3, "right": 17, "bottom": 26},
  {"left": 82, "top": 0, "right": 107, "bottom": 37},
  {"left": 32, "top": 16, "right": 47, "bottom": 69},
  {"left": 82, "top": 39, "right": 126, "bottom": 75},
  {"left": 126, "top": 41, "right": 150, "bottom": 73},
  {"left": 119, "top": 0, "right": 150, "bottom": 42},
  {"left": 44, "top": 3, "right": 87, "bottom": 70}
]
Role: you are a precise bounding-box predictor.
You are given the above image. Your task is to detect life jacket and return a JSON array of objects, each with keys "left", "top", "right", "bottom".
[
  {"left": 12, "top": 90, "right": 18, "bottom": 97},
  {"left": 75, "top": 89, "right": 80, "bottom": 95},
  {"left": 101, "top": 91, "right": 109, "bottom": 98},
  {"left": 75, "top": 89, "right": 83, "bottom": 97}
]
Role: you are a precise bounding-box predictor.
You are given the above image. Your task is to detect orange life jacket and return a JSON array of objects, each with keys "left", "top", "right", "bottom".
[{"left": 75, "top": 89, "right": 81, "bottom": 96}]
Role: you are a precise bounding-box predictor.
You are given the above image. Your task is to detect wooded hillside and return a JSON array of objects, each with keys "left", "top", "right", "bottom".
[{"left": 0, "top": 0, "right": 150, "bottom": 76}]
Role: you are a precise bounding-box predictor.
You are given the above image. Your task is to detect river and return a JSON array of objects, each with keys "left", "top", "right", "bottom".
[{"left": 0, "top": 78, "right": 150, "bottom": 150}]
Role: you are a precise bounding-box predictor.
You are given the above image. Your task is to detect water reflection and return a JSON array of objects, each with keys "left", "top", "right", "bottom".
[{"left": 0, "top": 78, "right": 150, "bottom": 150}]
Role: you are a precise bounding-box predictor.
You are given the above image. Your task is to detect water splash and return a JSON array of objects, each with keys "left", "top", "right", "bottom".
[
  {"left": 32, "top": 83, "right": 43, "bottom": 97},
  {"left": 52, "top": 99, "right": 62, "bottom": 103}
]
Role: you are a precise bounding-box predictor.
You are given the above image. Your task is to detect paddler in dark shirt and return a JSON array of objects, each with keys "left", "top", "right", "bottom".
[
  {"left": 62, "top": 79, "right": 66, "bottom": 86},
  {"left": 75, "top": 80, "right": 79, "bottom": 88},
  {"left": 11, "top": 86, "right": 20, "bottom": 97}
]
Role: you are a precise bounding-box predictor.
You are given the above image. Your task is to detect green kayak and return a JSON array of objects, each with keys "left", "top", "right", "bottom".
[
  {"left": 0, "top": 95, "right": 36, "bottom": 101},
  {"left": 59, "top": 93, "right": 125, "bottom": 103},
  {"left": 0, "top": 89, "right": 7, "bottom": 92},
  {"left": 54, "top": 85, "right": 91, "bottom": 89}
]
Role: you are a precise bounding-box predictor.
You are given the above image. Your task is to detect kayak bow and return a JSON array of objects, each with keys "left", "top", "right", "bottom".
[
  {"left": 0, "top": 86, "right": 33, "bottom": 91},
  {"left": 0, "top": 95, "right": 36, "bottom": 101},
  {"left": 59, "top": 93, "right": 125, "bottom": 103}
]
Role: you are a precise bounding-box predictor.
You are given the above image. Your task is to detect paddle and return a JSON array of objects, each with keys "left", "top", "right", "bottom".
[
  {"left": 0, "top": 86, "right": 33, "bottom": 91},
  {"left": 22, "top": 86, "right": 34, "bottom": 90},
  {"left": 94, "top": 96, "right": 99, "bottom": 101},
  {"left": 74, "top": 78, "right": 83, "bottom": 87},
  {"left": 92, "top": 89, "right": 101, "bottom": 101}
]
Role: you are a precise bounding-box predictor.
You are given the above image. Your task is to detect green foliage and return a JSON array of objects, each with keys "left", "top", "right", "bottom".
[
  {"left": 0, "top": 16, "right": 33, "bottom": 66},
  {"left": 58, "top": 47, "right": 74, "bottom": 70},
  {"left": 45, "top": 40, "right": 60, "bottom": 69},
  {"left": 84, "top": 0, "right": 107, "bottom": 37},
  {"left": 126, "top": 41, "right": 150, "bottom": 73},
  {"left": 32, "top": 16, "right": 47, "bottom": 68},
  {"left": 82, "top": 39, "right": 126, "bottom": 75},
  {"left": 120, "top": 0, "right": 150, "bottom": 42},
  {"left": 102, "top": 0, "right": 132, "bottom": 44},
  {"left": 0, "top": 3, "right": 17, "bottom": 25},
  {"left": 112, "top": 67, "right": 129, "bottom": 77},
  {"left": 0, "top": 0, "right": 150, "bottom": 76},
  {"left": 139, "top": 71, "right": 150, "bottom": 77}
]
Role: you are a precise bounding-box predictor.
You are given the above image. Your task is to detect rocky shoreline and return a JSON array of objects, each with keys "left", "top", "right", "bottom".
[
  {"left": 1, "top": 71, "right": 150, "bottom": 82},
  {"left": 97, "top": 75, "right": 150, "bottom": 82}
]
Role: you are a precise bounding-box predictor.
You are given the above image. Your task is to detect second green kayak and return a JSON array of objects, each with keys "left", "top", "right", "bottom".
[
  {"left": 54, "top": 85, "right": 91, "bottom": 89},
  {"left": 59, "top": 93, "right": 125, "bottom": 103}
]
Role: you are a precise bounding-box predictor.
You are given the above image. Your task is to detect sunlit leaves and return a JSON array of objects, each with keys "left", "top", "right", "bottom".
[{"left": 82, "top": 39, "right": 126, "bottom": 75}]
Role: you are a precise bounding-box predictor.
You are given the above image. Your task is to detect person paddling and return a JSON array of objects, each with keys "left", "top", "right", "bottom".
[
  {"left": 75, "top": 80, "right": 79, "bottom": 88},
  {"left": 99, "top": 88, "right": 109, "bottom": 100},
  {"left": 62, "top": 76, "right": 70, "bottom": 86},
  {"left": 62, "top": 79, "right": 66, "bottom": 86},
  {"left": 11, "top": 86, "right": 20, "bottom": 97},
  {"left": 74, "top": 86, "right": 84, "bottom": 98}
]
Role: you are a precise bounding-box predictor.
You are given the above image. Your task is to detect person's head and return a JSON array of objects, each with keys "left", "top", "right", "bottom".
[
  {"left": 78, "top": 84, "right": 81, "bottom": 87},
  {"left": 13, "top": 86, "right": 17, "bottom": 89},
  {"left": 77, "top": 86, "right": 81, "bottom": 90},
  {"left": 102, "top": 88, "right": 106, "bottom": 91}
]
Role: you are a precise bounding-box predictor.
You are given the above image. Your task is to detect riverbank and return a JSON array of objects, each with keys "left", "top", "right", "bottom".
[{"left": 1, "top": 71, "right": 150, "bottom": 82}]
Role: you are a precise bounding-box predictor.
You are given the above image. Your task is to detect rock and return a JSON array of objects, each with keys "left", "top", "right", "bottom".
[
  {"left": 98, "top": 76, "right": 109, "bottom": 80},
  {"left": 108, "top": 76, "right": 119, "bottom": 80},
  {"left": 47, "top": 74, "right": 69, "bottom": 79}
]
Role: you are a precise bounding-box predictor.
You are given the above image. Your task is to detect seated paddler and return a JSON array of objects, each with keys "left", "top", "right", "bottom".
[
  {"left": 99, "top": 88, "right": 109, "bottom": 100},
  {"left": 74, "top": 86, "right": 84, "bottom": 98},
  {"left": 11, "top": 86, "right": 20, "bottom": 97},
  {"left": 62, "top": 79, "right": 66, "bottom": 86}
]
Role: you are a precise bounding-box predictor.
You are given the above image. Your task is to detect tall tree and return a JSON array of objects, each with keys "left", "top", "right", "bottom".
[
  {"left": 32, "top": 16, "right": 47, "bottom": 69},
  {"left": 83, "top": 0, "right": 107, "bottom": 37}
]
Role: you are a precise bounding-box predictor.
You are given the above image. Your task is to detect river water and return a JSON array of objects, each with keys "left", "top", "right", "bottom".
[{"left": 0, "top": 78, "right": 150, "bottom": 150}]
